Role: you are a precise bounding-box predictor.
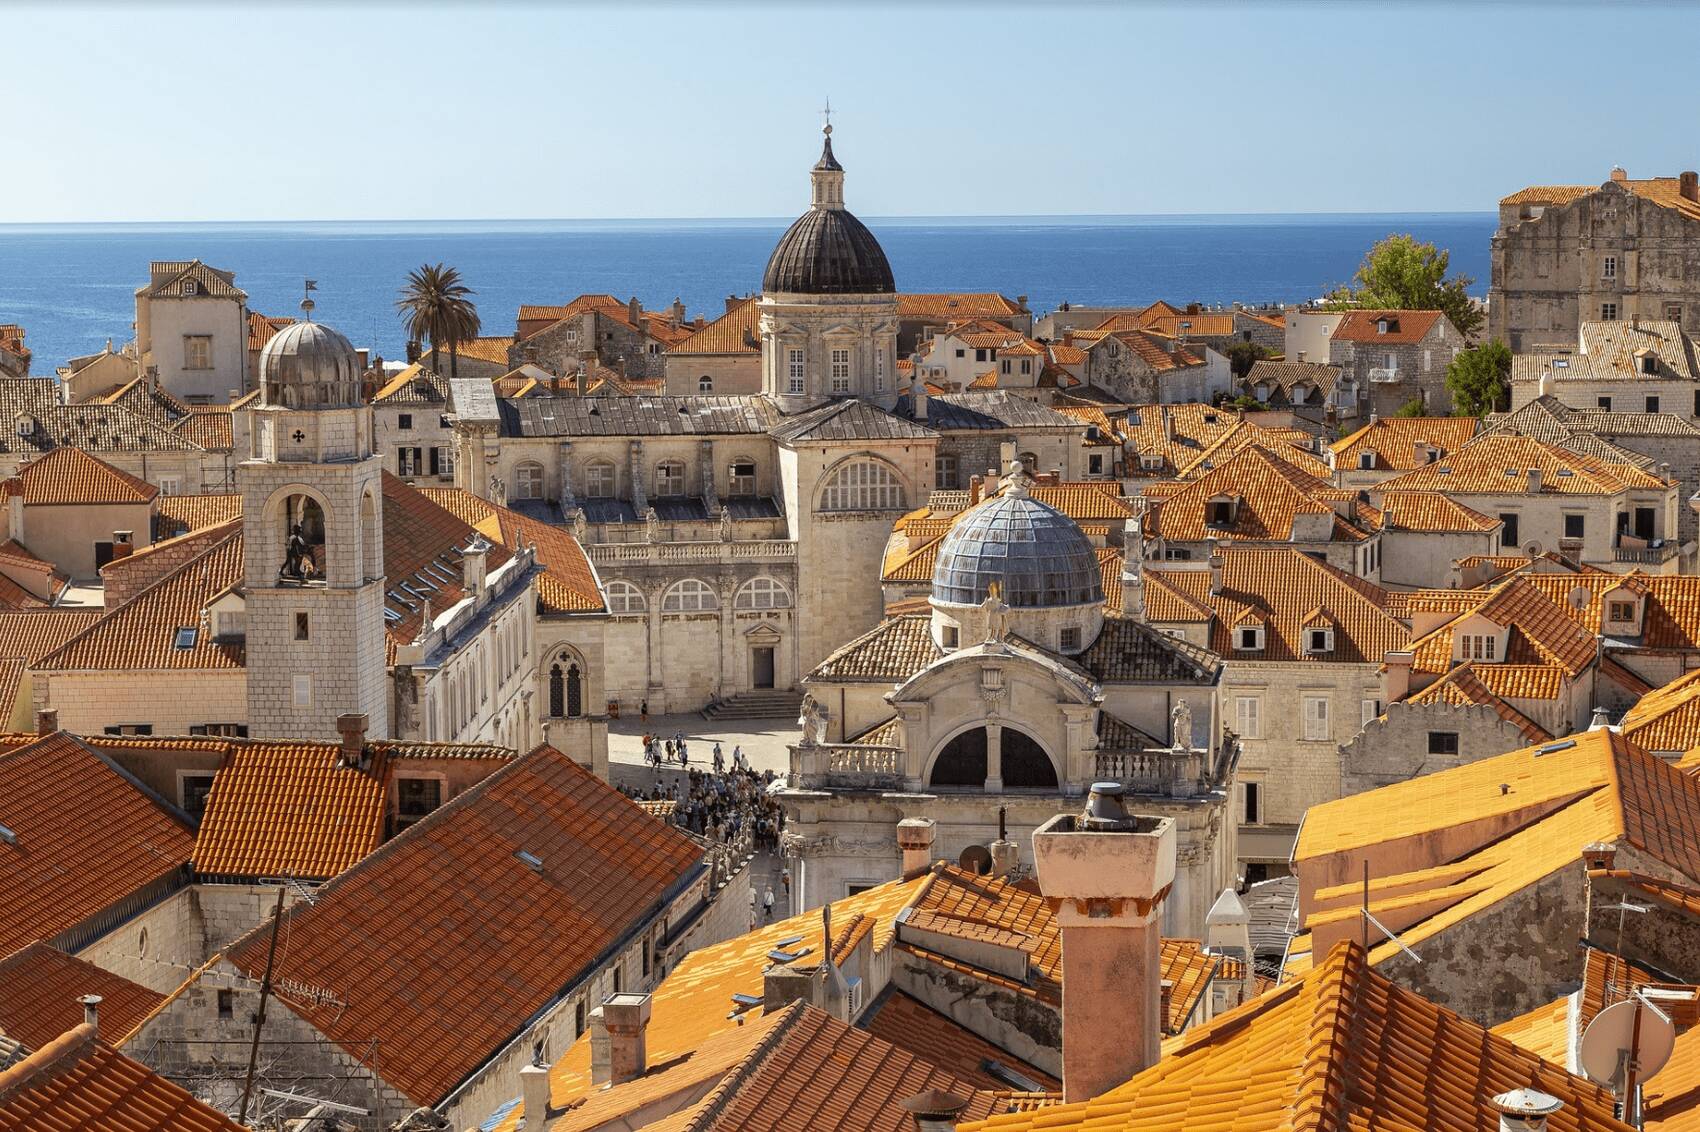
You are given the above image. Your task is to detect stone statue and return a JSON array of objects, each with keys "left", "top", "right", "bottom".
[
  {"left": 797, "top": 694, "right": 830, "bottom": 746},
  {"left": 278, "top": 523, "right": 313, "bottom": 583},
  {"left": 1171, "top": 699, "right": 1194, "bottom": 751},
  {"left": 488, "top": 473, "right": 506, "bottom": 506},
  {"left": 645, "top": 507, "right": 661, "bottom": 542},
  {"left": 719, "top": 506, "right": 733, "bottom": 542},
  {"left": 572, "top": 507, "right": 588, "bottom": 542},
  {"left": 979, "top": 581, "right": 1010, "bottom": 644}
]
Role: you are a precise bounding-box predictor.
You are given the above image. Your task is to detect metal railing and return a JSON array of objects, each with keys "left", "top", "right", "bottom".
[{"left": 1368, "top": 366, "right": 1401, "bottom": 383}]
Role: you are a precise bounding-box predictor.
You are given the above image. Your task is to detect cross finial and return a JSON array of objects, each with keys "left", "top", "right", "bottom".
[{"left": 821, "top": 97, "right": 832, "bottom": 136}]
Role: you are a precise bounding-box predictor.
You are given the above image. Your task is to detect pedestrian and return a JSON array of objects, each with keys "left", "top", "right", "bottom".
[
  {"left": 732, "top": 744, "right": 744, "bottom": 771},
  {"left": 665, "top": 738, "right": 675, "bottom": 763},
  {"left": 781, "top": 867, "right": 791, "bottom": 896},
  {"left": 640, "top": 699, "right": 649, "bottom": 725},
  {"left": 713, "top": 743, "right": 724, "bottom": 774},
  {"left": 680, "top": 744, "right": 689, "bottom": 768},
  {"left": 763, "top": 885, "right": 775, "bottom": 919}
]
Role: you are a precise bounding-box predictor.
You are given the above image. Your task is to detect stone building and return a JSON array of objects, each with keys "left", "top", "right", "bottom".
[
  {"left": 0, "top": 323, "right": 29, "bottom": 378},
  {"left": 1241, "top": 359, "right": 1352, "bottom": 425},
  {"left": 1492, "top": 165, "right": 1700, "bottom": 351},
  {"left": 778, "top": 465, "right": 1238, "bottom": 938},
  {"left": 511, "top": 294, "right": 690, "bottom": 380},
  {"left": 371, "top": 361, "right": 457, "bottom": 484},
  {"left": 2, "top": 446, "right": 159, "bottom": 580},
  {"left": 663, "top": 296, "right": 762, "bottom": 395},
  {"left": 133, "top": 261, "right": 251, "bottom": 404},
  {"left": 1074, "top": 327, "right": 1230, "bottom": 405},
  {"left": 1325, "top": 415, "right": 1481, "bottom": 489},
  {"left": 1508, "top": 318, "right": 1700, "bottom": 419},
  {"left": 1327, "top": 309, "right": 1465, "bottom": 417}
]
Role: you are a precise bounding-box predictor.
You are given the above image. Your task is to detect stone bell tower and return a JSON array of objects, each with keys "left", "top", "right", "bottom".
[{"left": 239, "top": 300, "right": 389, "bottom": 740}]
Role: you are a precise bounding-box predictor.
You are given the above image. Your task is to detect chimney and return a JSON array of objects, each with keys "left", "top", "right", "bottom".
[
  {"left": 968, "top": 475, "right": 984, "bottom": 506},
  {"left": 519, "top": 1061, "right": 551, "bottom": 1128},
  {"left": 77, "top": 994, "right": 101, "bottom": 1034},
  {"left": 1208, "top": 549, "right": 1224, "bottom": 595},
  {"left": 111, "top": 531, "right": 134, "bottom": 562},
  {"left": 1032, "top": 784, "right": 1174, "bottom": 1102},
  {"left": 725, "top": 294, "right": 740, "bottom": 315},
  {"left": 1383, "top": 650, "right": 1415, "bottom": 703},
  {"left": 35, "top": 708, "right": 58, "bottom": 736},
  {"left": 897, "top": 817, "right": 936, "bottom": 879},
  {"left": 910, "top": 358, "right": 927, "bottom": 420},
  {"left": 1526, "top": 467, "right": 1542, "bottom": 494},
  {"left": 1158, "top": 980, "right": 1173, "bottom": 1028},
  {"left": 1204, "top": 888, "right": 1253, "bottom": 1013},
  {"left": 900, "top": 1089, "right": 973, "bottom": 1132},
  {"left": 1162, "top": 407, "right": 1175, "bottom": 442},
  {"left": 627, "top": 296, "right": 642, "bottom": 326},
  {"left": 670, "top": 297, "right": 686, "bottom": 326},
  {"left": 1683, "top": 171, "right": 1700, "bottom": 204},
  {"left": 1611, "top": 165, "right": 1628, "bottom": 183},
  {"left": 989, "top": 807, "right": 1019, "bottom": 878},
  {"left": 600, "top": 993, "right": 651, "bottom": 1086},
  {"left": 1558, "top": 536, "right": 1584, "bottom": 561},
  {"left": 1121, "top": 517, "right": 1147, "bottom": 620},
  {"left": 463, "top": 539, "right": 488, "bottom": 596},
  {"left": 577, "top": 350, "right": 596, "bottom": 397},
  {"left": 1581, "top": 839, "right": 1617, "bottom": 871},
  {"left": 588, "top": 1006, "right": 610, "bottom": 1086},
  {"left": 999, "top": 440, "right": 1018, "bottom": 474},
  {"left": 1588, "top": 705, "right": 1612, "bottom": 730},
  {"left": 1491, "top": 1089, "right": 1563, "bottom": 1132},
  {"left": 820, "top": 903, "right": 851, "bottom": 1020},
  {"left": 336, "top": 713, "right": 368, "bottom": 767}
]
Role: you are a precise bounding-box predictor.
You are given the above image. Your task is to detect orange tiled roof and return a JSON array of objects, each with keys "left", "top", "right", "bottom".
[
  {"left": 171, "top": 407, "right": 232, "bottom": 450},
  {"left": 1115, "top": 402, "right": 1243, "bottom": 476},
  {"left": 151, "top": 493, "right": 242, "bottom": 538},
  {"left": 1330, "top": 415, "right": 1482, "bottom": 471},
  {"left": 812, "top": 614, "right": 943, "bottom": 682},
  {"left": 6, "top": 447, "right": 159, "bottom": 505},
  {"left": 1407, "top": 577, "right": 1600, "bottom": 677},
  {"left": 1173, "top": 419, "right": 1330, "bottom": 481},
  {"left": 222, "top": 744, "right": 703, "bottom": 1108},
  {"left": 439, "top": 335, "right": 514, "bottom": 366},
  {"left": 1141, "top": 312, "right": 1236, "bottom": 338},
  {"left": 0, "top": 943, "right": 167, "bottom": 1051},
  {"left": 668, "top": 296, "right": 761, "bottom": 355},
  {"left": 1377, "top": 432, "right": 1671, "bottom": 495},
  {"left": 418, "top": 487, "right": 604, "bottom": 613},
  {"left": 0, "top": 733, "right": 194, "bottom": 956},
  {"left": 1378, "top": 490, "right": 1500, "bottom": 533},
  {"left": 1330, "top": 308, "right": 1448, "bottom": 344},
  {"left": 1502, "top": 175, "right": 1700, "bottom": 221},
  {"left": 246, "top": 310, "right": 292, "bottom": 351},
  {"left": 1622, "top": 668, "right": 1700, "bottom": 754},
  {"left": 1147, "top": 445, "right": 1374, "bottom": 544},
  {"left": 1403, "top": 664, "right": 1553, "bottom": 742},
  {"left": 0, "top": 1023, "right": 246, "bottom": 1131},
  {"left": 862, "top": 990, "right": 1059, "bottom": 1091},
  {"left": 899, "top": 293, "right": 1024, "bottom": 321}
]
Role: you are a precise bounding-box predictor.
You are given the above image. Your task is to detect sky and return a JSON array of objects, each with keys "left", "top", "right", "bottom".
[{"left": 3, "top": 0, "right": 1699, "bottom": 223}]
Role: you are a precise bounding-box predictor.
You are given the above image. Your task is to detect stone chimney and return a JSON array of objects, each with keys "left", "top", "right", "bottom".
[
  {"left": 627, "top": 296, "right": 642, "bottom": 327},
  {"left": 1491, "top": 1089, "right": 1563, "bottom": 1132},
  {"left": 336, "top": 713, "right": 367, "bottom": 767},
  {"left": 1581, "top": 839, "right": 1617, "bottom": 871},
  {"left": 1588, "top": 705, "right": 1612, "bottom": 730},
  {"left": 999, "top": 440, "right": 1018, "bottom": 472},
  {"left": 587, "top": 1006, "right": 610, "bottom": 1086},
  {"left": 819, "top": 903, "right": 850, "bottom": 1021},
  {"left": 897, "top": 817, "right": 936, "bottom": 879},
  {"left": 989, "top": 807, "right": 1019, "bottom": 878},
  {"left": 1611, "top": 165, "right": 1628, "bottom": 182},
  {"left": 1162, "top": 407, "right": 1175, "bottom": 443},
  {"left": 910, "top": 362, "right": 928, "bottom": 421},
  {"left": 1383, "top": 650, "right": 1415, "bottom": 703},
  {"left": 670, "top": 297, "right": 686, "bottom": 326},
  {"left": 35, "top": 708, "right": 57, "bottom": 736},
  {"left": 900, "top": 1089, "right": 972, "bottom": 1132},
  {"left": 77, "top": 994, "right": 101, "bottom": 1034},
  {"left": 1121, "top": 517, "right": 1146, "bottom": 621},
  {"left": 1207, "top": 549, "right": 1224, "bottom": 595},
  {"left": 600, "top": 993, "right": 651, "bottom": 1086},
  {"left": 1204, "top": 888, "right": 1253, "bottom": 1014},
  {"left": 519, "top": 1061, "right": 550, "bottom": 1128},
  {"left": 463, "top": 539, "right": 488, "bottom": 596},
  {"left": 1526, "top": 467, "right": 1542, "bottom": 494},
  {"left": 968, "top": 475, "right": 984, "bottom": 506},
  {"left": 110, "top": 531, "right": 133, "bottom": 562},
  {"left": 1032, "top": 783, "right": 1175, "bottom": 1102},
  {"left": 577, "top": 350, "right": 596, "bottom": 397},
  {"left": 1682, "top": 171, "right": 1699, "bottom": 203}
]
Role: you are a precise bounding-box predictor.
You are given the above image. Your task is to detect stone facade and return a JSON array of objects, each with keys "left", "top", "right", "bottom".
[
  {"left": 1339, "top": 700, "right": 1541, "bottom": 798},
  {"left": 1330, "top": 317, "right": 1466, "bottom": 417}
]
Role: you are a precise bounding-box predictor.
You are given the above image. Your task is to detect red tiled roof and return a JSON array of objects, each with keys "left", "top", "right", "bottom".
[
  {"left": 0, "top": 733, "right": 194, "bottom": 956},
  {"left": 1146, "top": 445, "right": 1374, "bottom": 544},
  {"left": 417, "top": 487, "right": 604, "bottom": 613},
  {"left": 668, "top": 296, "right": 761, "bottom": 355},
  {"left": 0, "top": 1023, "right": 246, "bottom": 1131},
  {"left": 1330, "top": 309, "right": 1448, "bottom": 344},
  {"left": 6, "top": 447, "right": 158, "bottom": 505},
  {"left": 899, "top": 293, "right": 1024, "bottom": 321},
  {"left": 0, "top": 943, "right": 167, "bottom": 1050},
  {"left": 222, "top": 744, "right": 703, "bottom": 1107},
  {"left": 862, "top": 991, "right": 1060, "bottom": 1091}
]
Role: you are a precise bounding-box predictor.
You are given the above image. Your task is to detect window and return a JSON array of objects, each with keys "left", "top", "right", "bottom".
[
  {"left": 1001, "top": 359, "right": 1011, "bottom": 375},
  {"left": 1647, "top": 396, "right": 1661, "bottom": 414},
  {"left": 975, "top": 348, "right": 988, "bottom": 363},
  {"left": 157, "top": 475, "right": 180, "bottom": 495},
  {"left": 1234, "top": 696, "right": 1262, "bottom": 739},
  {"left": 606, "top": 580, "right": 645, "bottom": 613},
  {"left": 875, "top": 348, "right": 885, "bottom": 391},
  {"left": 396, "top": 777, "right": 442, "bottom": 827},
  {"left": 215, "top": 610, "right": 245, "bottom": 639},
  {"left": 1599, "top": 396, "right": 1613, "bottom": 411},
  {"left": 942, "top": 624, "right": 960, "bottom": 649},
  {"left": 1206, "top": 499, "right": 1234, "bottom": 527},
  {"left": 1362, "top": 698, "right": 1382, "bottom": 726},
  {"left": 1088, "top": 454, "right": 1104, "bottom": 475},
  {"left": 548, "top": 662, "right": 583, "bottom": 717},
  {"left": 820, "top": 460, "right": 904, "bottom": 511},
  {"left": 729, "top": 460, "right": 757, "bottom": 497},
  {"left": 1642, "top": 354, "right": 1660, "bottom": 376},
  {"left": 515, "top": 461, "right": 545, "bottom": 500},
  {"left": 398, "top": 446, "right": 423, "bottom": 476},
  {"left": 1302, "top": 696, "right": 1330, "bottom": 741},
  {"left": 1242, "top": 781, "right": 1262, "bottom": 825},
  {"left": 1307, "top": 629, "right": 1332, "bottom": 653},
  {"left": 217, "top": 989, "right": 234, "bottom": 1019},
  {"left": 103, "top": 724, "right": 153, "bottom": 736},
  {"left": 173, "top": 626, "right": 198, "bottom": 650},
  {"left": 398, "top": 413, "right": 413, "bottom": 430},
  {"left": 662, "top": 579, "right": 718, "bottom": 612},
  {"left": 180, "top": 773, "right": 217, "bottom": 819},
  {"left": 1059, "top": 626, "right": 1081, "bottom": 652},
  {"left": 183, "top": 335, "right": 212, "bottom": 370},
  {"left": 585, "top": 461, "right": 616, "bottom": 498},
  {"left": 182, "top": 279, "right": 199, "bottom": 297},
  {"left": 935, "top": 454, "right": 959, "bottom": 489},
  {"left": 294, "top": 612, "right": 310, "bottom": 641},
  {"left": 785, "top": 346, "right": 805, "bottom": 394},
  {"left": 1461, "top": 634, "right": 1497, "bottom": 661},
  {"left": 1358, "top": 451, "right": 1376, "bottom": 470},
  {"left": 189, "top": 723, "right": 246, "bottom": 737},
  {"left": 1235, "top": 626, "right": 1264, "bottom": 651},
  {"left": 433, "top": 445, "right": 454, "bottom": 476},
  {"left": 829, "top": 348, "right": 851, "bottom": 393},
  {"left": 1564, "top": 513, "right": 1585, "bottom": 539},
  {"left": 1020, "top": 358, "right": 1032, "bottom": 375},
  {"left": 655, "top": 460, "right": 686, "bottom": 497},
  {"left": 698, "top": 375, "right": 713, "bottom": 393},
  {"left": 735, "top": 577, "right": 791, "bottom": 609},
  {"left": 1602, "top": 302, "right": 1618, "bottom": 321},
  {"left": 1499, "top": 513, "right": 1520, "bottom": 548},
  {"left": 293, "top": 674, "right": 312, "bottom": 707},
  {"left": 1427, "top": 731, "right": 1460, "bottom": 756},
  {"left": 1603, "top": 255, "right": 1618, "bottom": 279},
  {"left": 1608, "top": 600, "right": 1636, "bottom": 622}
]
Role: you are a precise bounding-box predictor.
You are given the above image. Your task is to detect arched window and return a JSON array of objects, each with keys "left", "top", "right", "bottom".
[
  {"left": 547, "top": 653, "right": 584, "bottom": 718},
  {"left": 606, "top": 580, "right": 646, "bottom": 613},
  {"left": 655, "top": 460, "right": 686, "bottom": 498},
  {"left": 820, "top": 460, "right": 904, "bottom": 512},
  {"left": 698, "top": 375, "right": 714, "bottom": 393},
  {"left": 515, "top": 461, "right": 545, "bottom": 500},
  {"left": 549, "top": 664, "right": 564, "bottom": 717},
  {"left": 278, "top": 493, "right": 326, "bottom": 583},
  {"left": 566, "top": 664, "right": 583, "bottom": 717},
  {"left": 729, "top": 460, "right": 757, "bottom": 497},
  {"left": 662, "top": 579, "right": 718, "bottom": 612},
  {"left": 735, "top": 577, "right": 792, "bottom": 609},
  {"left": 585, "top": 461, "right": 616, "bottom": 499}
]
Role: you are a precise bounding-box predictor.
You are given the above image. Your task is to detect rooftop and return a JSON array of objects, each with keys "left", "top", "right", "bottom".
[{"left": 0, "top": 1023, "right": 246, "bottom": 1131}]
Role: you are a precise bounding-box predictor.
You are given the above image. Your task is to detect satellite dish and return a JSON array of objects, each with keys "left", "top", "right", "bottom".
[
  {"left": 1569, "top": 585, "right": 1593, "bottom": 611},
  {"left": 958, "top": 845, "right": 993, "bottom": 876},
  {"left": 1580, "top": 996, "right": 1677, "bottom": 1093},
  {"left": 1524, "top": 540, "right": 1545, "bottom": 558}
]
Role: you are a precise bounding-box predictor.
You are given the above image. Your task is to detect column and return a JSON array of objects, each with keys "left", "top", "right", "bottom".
[
  {"left": 717, "top": 574, "right": 737, "bottom": 699},
  {"left": 557, "top": 441, "right": 576, "bottom": 518},
  {"left": 646, "top": 580, "right": 665, "bottom": 703},
  {"left": 984, "top": 722, "right": 1003, "bottom": 792},
  {"left": 628, "top": 440, "right": 647, "bottom": 512}
]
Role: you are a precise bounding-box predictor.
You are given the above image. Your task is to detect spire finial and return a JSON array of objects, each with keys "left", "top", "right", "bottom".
[
  {"left": 821, "top": 96, "right": 832, "bottom": 136},
  {"left": 300, "top": 278, "right": 318, "bottom": 321}
]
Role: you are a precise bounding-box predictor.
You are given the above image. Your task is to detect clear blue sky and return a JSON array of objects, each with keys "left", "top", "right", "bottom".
[{"left": 6, "top": 0, "right": 1698, "bottom": 223}]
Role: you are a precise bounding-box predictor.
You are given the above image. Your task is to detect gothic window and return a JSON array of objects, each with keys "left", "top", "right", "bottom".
[
  {"left": 655, "top": 460, "right": 686, "bottom": 497},
  {"left": 729, "top": 460, "right": 757, "bottom": 497},
  {"left": 735, "top": 577, "right": 791, "bottom": 609},
  {"left": 585, "top": 461, "right": 617, "bottom": 498},
  {"left": 515, "top": 461, "right": 545, "bottom": 500},
  {"left": 606, "top": 580, "right": 646, "bottom": 613},
  {"left": 820, "top": 460, "right": 904, "bottom": 512},
  {"left": 548, "top": 657, "right": 584, "bottom": 718},
  {"left": 662, "top": 578, "right": 718, "bottom": 612},
  {"left": 549, "top": 664, "right": 564, "bottom": 717},
  {"left": 566, "top": 664, "right": 583, "bottom": 717}
]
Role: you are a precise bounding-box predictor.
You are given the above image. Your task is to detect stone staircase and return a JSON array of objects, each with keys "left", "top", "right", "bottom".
[{"left": 701, "top": 690, "right": 805, "bottom": 722}]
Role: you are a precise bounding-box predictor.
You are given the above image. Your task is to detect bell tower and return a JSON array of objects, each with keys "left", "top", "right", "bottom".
[{"left": 239, "top": 301, "right": 389, "bottom": 740}]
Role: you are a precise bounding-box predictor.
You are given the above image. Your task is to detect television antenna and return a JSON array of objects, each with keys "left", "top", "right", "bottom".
[{"left": 1580, "top": 993, "right": 1676, "bottom": 1128}]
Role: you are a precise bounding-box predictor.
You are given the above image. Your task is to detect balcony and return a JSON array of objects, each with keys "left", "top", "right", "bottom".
[
  {"left": 1368, "top": 366, "right": 1401, "bottom": 384},
  {"left": 1614, "top": 541, "right": 1680, "bottom": 566},
  {"left": 1093, "top": 749, "right": 1211, "bottom": 798},
  {"left": 788, "top": 743, "right": 905, "bottom": 791},
  {"left": 586, "top": 539, "right": 797, "bottom": 566}
]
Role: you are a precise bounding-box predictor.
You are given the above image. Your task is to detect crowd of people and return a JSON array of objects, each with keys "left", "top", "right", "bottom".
[{"left": 624, "top": 734, "right": 787, "bottom": 854}]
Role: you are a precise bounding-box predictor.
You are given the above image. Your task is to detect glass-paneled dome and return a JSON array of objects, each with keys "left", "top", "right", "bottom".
[{"left": 932, "top": 489, "right": 1104, "bottom": 608}]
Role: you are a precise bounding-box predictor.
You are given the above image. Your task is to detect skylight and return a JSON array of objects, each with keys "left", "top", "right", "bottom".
[
  {"left": 173, "top": 627, "right": 198, "bottom": 649},
  {"left": 515, "top": 849, "right": 544, "bottom": 873}
]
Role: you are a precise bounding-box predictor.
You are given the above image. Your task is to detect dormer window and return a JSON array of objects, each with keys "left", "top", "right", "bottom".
[
  {"left": 1206, "top": 495, "right": 1236, "bottom": 527},
  {"left": 181, "top": 280, "right": 198, "bottom": 296},
  {"left": 1639, "top": 351, "right": 1659, "bottom": 375},
  {"left": 1460, "top": 634, "right": 1497, "bottom": 661},
  {"left": 1376, "top": 317, "right": 1398, "bottom": 335},
  {"left": 1306, "top": 628, "right": 1333, "bottom": 654},
  {"left": 173, "top": 627, "right": 198, "bottom": 650},
  {"left": 1235, "top": 626, "right": 1264, "bottom": 651},
  {"left": 1357, "top": 450, "right": 1376, "bottom": 470},
  {"left": 1607, "top": 600, "right": 1637, "bottom": 623}
]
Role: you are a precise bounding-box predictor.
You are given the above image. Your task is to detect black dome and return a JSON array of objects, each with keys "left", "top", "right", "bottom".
[{"left": 762, "top": 208, "right": 896, "bottom": 295}]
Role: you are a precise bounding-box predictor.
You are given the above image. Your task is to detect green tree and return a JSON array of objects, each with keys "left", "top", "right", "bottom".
[
  {"left": 396, "top": 264, "right": 482, "bottom": 379},
  {"left": 1328, "top": 234, "right": 1484, "bottom": 340},
  {"left": 1445, "top": 338, "right": 1513, "bottom": 418},
  {"left": 1224, "top": 340, "right": 1272, "bottom": 379},
  {"left": 1392, "top": 396, "right": 1427, "bottom": 418}
]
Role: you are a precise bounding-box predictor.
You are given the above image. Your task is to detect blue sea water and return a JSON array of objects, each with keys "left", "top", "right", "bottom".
[{"left": 0, "top": 213, "right": 1497, "bottom": 373}]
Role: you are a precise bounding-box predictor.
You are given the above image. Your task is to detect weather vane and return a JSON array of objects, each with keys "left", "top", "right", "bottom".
[{"left": 300, "top": 278, "right": 318, "bottom": 320}]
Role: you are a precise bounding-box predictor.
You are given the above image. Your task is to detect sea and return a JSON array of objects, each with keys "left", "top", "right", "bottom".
[{"left": 0, "top": 213, "right": 1498, "bottom": 373}]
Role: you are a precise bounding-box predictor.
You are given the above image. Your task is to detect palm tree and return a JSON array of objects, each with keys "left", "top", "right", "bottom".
[{"left": 395, "top": 264, "right": 481, "bottom": 378}]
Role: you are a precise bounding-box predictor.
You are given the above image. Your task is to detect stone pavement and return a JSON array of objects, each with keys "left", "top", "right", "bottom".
[{"left": 607, "top": 711, "right": 801, "bottom": 776}]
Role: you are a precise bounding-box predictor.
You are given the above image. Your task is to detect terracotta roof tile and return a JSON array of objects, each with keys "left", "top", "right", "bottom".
[
  {"left": 6, "top": 447, "right": 158, "bottom": 505},
  {"left": 1330, "top": 308, "right": 1448, "bottom": 344},
  {"left": 142, "top": 260, "right": 243, "bottom": 300},
  {"left": 1331, "top": 415, "right": 1482, "bottom": 471},
  {"left": 0, "top": 733, "right": 194, "bottom": 956},
  {"left": 1502, "top": 176, "right": 1700, "bottom": 220},
  {"left": 1404, "top": 665, "right": 1555, "bottom": 743},
  {"left": 1147, "top": 445, "right": 1374, "bottom": 545},
  {"left": 1173, "top": 420, "right": 1332, "bottom": 481},
  {"left": 899, "top": 293, "right": 1024, "bottom": 321},
  {"left": 812, "top": 614, "right": 943, "bottom": 682},
  {"left": 0, "top": 943, "right": 166, "bottom": 1050},
  {"left": 0, "top": 1023, "right": 246, "bottom": 1131},
  {"left": 171, "top": 408, "right": 233, "bottom": 450},
  {"left": 418, "top": 487, "right": 604, "bottom": 614},
  {"left": 862, "top": 990, "right": 1059, "bottom": 1091},
  {"left": 443, "top": 335, "right": 515, "bottom": 366},
  {"left": 1077, "top": 615, "right": 1222, "bottom": 683},
  {"left": 668, "top": 296, "right": 761, "bottom": 355},
  {"left": 222, "top": 744, "right": 703, "bottom": 1107},
  {"left": 1378, "top": 432, "right": 1670, "bottom": 495},
  {"left": 1622, "top": 669, "right": 1700, "bottom": 754},
  {"left": 1378, "top": 490, "right": 1500, "bottom": 533},
  {"left": 371, "top": 361, "right": 447, "bottom": 405},
  {"left": 247, "top": 310, "right": 292, "bottom": 351},
  {"left": 151, "top": 493, "right": 242, "bottom": 538}
]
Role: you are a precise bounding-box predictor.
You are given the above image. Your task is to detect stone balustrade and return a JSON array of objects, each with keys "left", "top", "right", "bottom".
[
  {"left": 587, "top": 539, "right": 797, "bottom": 565},
  {"left": 789, "top": 743, "right": 905, "bottom": 791},
  {"left": 1093, "top": 747, "right": 1208, "bottom": 797}
]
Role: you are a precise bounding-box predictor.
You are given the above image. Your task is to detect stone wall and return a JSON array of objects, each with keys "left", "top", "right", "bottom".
[
  {"left": 39, "top": 670, "right": 249, "bottom": 737},
  {"left": 1340, "top": 701, "right": 1535, "bottom": 799},
  {"left": 663, "top": 353, "right": 761, "bottom": 396}
]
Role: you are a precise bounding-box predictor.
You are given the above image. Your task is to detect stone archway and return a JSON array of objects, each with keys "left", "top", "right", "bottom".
[{"left": 928, "top": 725, "right": 1058, "bottom": 790}]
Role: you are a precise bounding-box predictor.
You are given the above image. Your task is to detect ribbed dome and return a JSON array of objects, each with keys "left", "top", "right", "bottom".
[
  {"left": 762, "top": 208, "right": 895, "bottom": 295},
  {"left": 259, "top": 320, "right": 362, "bottom": 409},
  {"left": 932, "top": 491, "right": 1104, "bottom": 608}
]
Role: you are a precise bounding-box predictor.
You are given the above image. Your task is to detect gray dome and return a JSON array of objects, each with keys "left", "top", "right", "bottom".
[
  {"left": 932, "top": 491, "right": 1104, "bottom": 608},
  {"left": 762, "top": 208, "right": 895, "bottom": 295},
  {"left": 259, "top": 320, "right": 362, "bottom": 409}
]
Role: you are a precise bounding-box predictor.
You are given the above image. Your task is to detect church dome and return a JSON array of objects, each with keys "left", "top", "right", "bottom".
[
  {"left": 259, "top": 319, "right": 362, "bottom": 409},
  {"left": 761, "top": 128, "right": 895, "bottom": 296},
  {"left": 932, "top": 486, "right": 1104, "bottom": 608}
]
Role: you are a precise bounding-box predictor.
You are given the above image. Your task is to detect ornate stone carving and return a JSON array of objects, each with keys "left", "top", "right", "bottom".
[
  {"left": 720, "top": 506, "right": 733, "bottom": 542},
  {"left": 572, "top": 508, "right": 588, "bottom": 541},
  {"left": 979, "top": 581, "right": 1010, "bottom": 644},
  {"left": 1171, "top": 699, "right": 1194, "bottom": 751},
  {"left": 798, "top": 695, "right": 831, "bottom": 746},
  {"left": 645, "top": 507, "right": 661, "bottom": 543}
]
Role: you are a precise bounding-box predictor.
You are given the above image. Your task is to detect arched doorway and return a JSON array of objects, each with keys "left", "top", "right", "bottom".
[{"left": 929, "top": 726, "right": 1057, "bottom": 790}]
